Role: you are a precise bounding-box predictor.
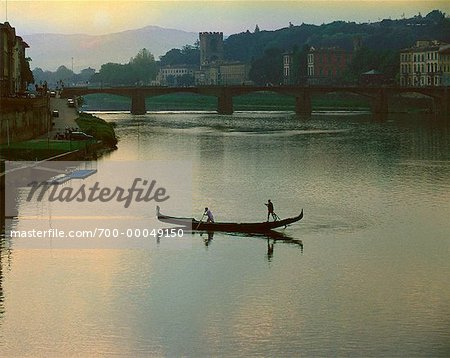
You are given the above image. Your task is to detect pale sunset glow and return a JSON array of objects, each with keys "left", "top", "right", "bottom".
[{"left": 3, "top": 1, "right": 449, "bottom": 35}]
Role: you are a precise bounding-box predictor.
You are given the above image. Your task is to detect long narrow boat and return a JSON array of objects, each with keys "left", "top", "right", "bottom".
[{"left": 156, "top": 206, "right": 303, "bottom": 233}]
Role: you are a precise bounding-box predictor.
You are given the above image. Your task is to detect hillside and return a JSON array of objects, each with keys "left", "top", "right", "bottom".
[
  {"left": 224, "top": 10, "right": 450, "bottom": 62},
  {"left": 24, "top": 26, "right": 198, "bottom": 72}
]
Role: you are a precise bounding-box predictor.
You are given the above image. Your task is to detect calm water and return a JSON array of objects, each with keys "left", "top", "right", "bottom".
[{"left": 1, "top": 111, "right": 450, "bottom": 356}]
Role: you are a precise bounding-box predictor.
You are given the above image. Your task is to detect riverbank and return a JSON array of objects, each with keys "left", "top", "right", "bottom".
[
  {"left": 1, "top": 98, "right": 118, "bottom": 161},
  {"left": 0, "top": 97, "right": 51, "bottom": 144}
]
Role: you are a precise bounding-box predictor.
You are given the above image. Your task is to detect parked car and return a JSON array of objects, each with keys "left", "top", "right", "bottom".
[
  {"left": 52, "top": 110, "right": 59, "bottom": 117},
  {"left": 69, "top": 131, "right": 94, "bottom": 141}
]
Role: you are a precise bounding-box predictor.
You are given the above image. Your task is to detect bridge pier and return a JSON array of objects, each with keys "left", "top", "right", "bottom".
[
  {"left": 217, "top": 92, "right": 233, "bottom": 115},
  {"left": 295, "top": 92, "right": 312, "bottom": 115},
  {"left": 434, "top": 89, "right": 449, "bottom": 117},
  {"left": 371, "top": 90, "right": 388, "bottom": 120},
  {"left": 131, "top": 92, "right": 146, "bottom": 115}
]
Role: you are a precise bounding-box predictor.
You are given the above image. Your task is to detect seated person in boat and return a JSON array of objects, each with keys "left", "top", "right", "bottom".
[{"left": 204, "top": 207, "right": 214, "bottom": 223}]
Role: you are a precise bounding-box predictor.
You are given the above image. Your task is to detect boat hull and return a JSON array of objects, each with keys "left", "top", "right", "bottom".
[{"left": 156, "top": 207, "right": 303, "bottom": 233}]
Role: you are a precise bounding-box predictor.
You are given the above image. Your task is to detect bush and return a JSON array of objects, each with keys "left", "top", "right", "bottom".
[{"left": 75, "top": 112, "right": 118, "bottom": 148}]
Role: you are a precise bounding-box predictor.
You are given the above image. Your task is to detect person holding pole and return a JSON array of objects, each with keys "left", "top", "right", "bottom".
[
  {"left": 204, "top": 207, "right": 214, "bottom": 223},
  {"left": 265, "top": 199, "right": 278, "bottom": 222}
]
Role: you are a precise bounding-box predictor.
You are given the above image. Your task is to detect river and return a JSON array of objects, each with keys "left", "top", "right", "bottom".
[{"left": 1, "top": 110, "right": 450, "bottom": 356}]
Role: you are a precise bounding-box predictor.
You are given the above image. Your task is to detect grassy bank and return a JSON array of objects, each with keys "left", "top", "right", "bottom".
[
  {"left": 0, "top": 113, "right": 118, "bottom": 161},
  {"left": 76, "top": 112, "right": 118, "bottom": 148}
]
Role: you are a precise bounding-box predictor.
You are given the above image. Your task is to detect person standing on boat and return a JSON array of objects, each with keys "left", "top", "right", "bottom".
[
  {"left": 265, "top": 199, "right": 277, "bottom": 221},
  {"left": 204, "top": 207, "right": 214, "bottom": 223}
]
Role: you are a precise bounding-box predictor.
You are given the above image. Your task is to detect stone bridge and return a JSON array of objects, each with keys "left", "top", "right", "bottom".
[{"left": 61, "top": 85, "right": 450, "bottom": 117}]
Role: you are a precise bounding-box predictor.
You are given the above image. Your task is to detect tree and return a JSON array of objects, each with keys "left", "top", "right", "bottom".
[
  {"left": 249, "top": 47, "right": 283, "bottom": 85},
  {"left": 159, "top": 45, "right": 200, "bottom": 66},
  {"left": 343, "top": 47, "right": 399, "bottom": 84},
  {"left": 291, "top": 44, "right": 310, "bottom": 84},
  {"left": 93, "top": 49, "right": 158, "bottom": 85},
  {"left": 129, "top": 48, "right": 157, "bottom": 84}
]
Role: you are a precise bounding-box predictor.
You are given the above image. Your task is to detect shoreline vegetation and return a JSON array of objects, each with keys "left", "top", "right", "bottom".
[
  {"left": 75, "top": 112, "right": 118, "bottom": 148},
  {"left": 0, "top": 112, "right": 118, "bottom": 161}
]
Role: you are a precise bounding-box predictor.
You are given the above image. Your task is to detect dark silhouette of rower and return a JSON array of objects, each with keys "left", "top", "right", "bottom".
[
  {"left": 204, "top": 207, "right": 214, "bottom": 223},
  {"left": 265, "top": 199, "right": 277, "bottom": 221}
]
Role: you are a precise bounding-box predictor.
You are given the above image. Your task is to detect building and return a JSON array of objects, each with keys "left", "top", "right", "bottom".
[
  {"left": 307, "top": 47, "right": 352, "bottom": 85},
  {"left": 441, "top": 45, "right": 450, "bottom": 86},
  {"left": 399, "top": 40, "right": 449, "bottom": 87},
  {"left": 196, "top": 32, "right": 249, "bottom": 85},
  {"left": 199, "top": 32, "right": 224, "bottom": 66},
  {"left": 157, "top": 32, "right": 250, "bottom": 87},
  {"left": 157, "top": 65, "right": 196, "bottom": 86},
  {"left": 283, "top": 52, "right": 294, "bottom": 85},
  {"left": 195, "top": 63, "right": 250, "bottom": 86},
  {"left": 219, "top": 62, "right": 250, "bottom": 85},
  {"left": 0, "top": 22, "right": 30, "bottom": 97}
]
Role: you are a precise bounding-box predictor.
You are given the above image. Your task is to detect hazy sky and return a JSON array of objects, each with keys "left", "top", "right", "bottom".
[{"left": 2, "top": 1, "right": 449, "bottom": 35}]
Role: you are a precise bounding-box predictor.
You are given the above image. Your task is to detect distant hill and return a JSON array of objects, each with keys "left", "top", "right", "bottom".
[
  {"left": 224, "top": 10, "right": 450, "bottom": 62},
  {"left": 24, "top": 26, "right": 198, "bottom": 72}
]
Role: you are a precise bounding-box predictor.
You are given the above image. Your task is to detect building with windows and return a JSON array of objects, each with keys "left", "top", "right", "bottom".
[
  {"left": 157, "top": 31, "right": 250, "bottom": 87},
  {"left": 307, "top": 47, "right": 352, "bottom": 85},
  {"left": 283, "top": 52, "right": 294, "bottom": 85},
  {"left": 196, "top": 32, "right": 249, "bottom": 86},
  {"left": 0, "top": 22, "right": 30, "bottom": 96},
  {"left": 157, "top": 65, "right": 196, "bottom": 86},
  {"left": 194, "top": 62, "right": 250, "bottom": 86},
  {"left": 219, "top": 62, "right": 250, "bottom": 85},
  {"left": 399, "top": 40, "right": 449, "bottom": 87},
  {"left": 441, "top": 46, "right": 450, "bottom": 86}
]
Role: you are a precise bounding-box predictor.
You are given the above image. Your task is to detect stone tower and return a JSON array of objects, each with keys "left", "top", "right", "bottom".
[{"left": 199, "top": 32, "right": 224, "bottom": 65}]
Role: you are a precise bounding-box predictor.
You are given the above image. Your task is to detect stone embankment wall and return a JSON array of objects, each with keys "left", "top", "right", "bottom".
[{"left": 0, "top": 97, "right": 51, "bottom": 144}]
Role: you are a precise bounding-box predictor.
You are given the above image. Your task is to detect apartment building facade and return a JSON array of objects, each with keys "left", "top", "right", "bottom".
[
  {"left": 307, "top": 47, "right": 352, "bottom": 85},
  {"left": 157, "top": 65, "right": 196, "bottom": 86},
  {"left": 283, "top": 52, "right": 294, "bottom": 85},
  {"left": 0, "top": 22, "right": 30, "bottom": 96},
  {"left": 399, "top": 40, "right": 450, "bottom": 87}
]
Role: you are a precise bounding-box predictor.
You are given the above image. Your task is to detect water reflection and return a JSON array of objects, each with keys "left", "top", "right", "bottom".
[
  {"left": 2, "top": 111, "right": 449, "bottom": 356},
  {"left": 0, "top": 226, "right": 4, "bottom": 319},
  {"left": 194, "top": 229, "right": 304, "bottom": 258},
  {"left": 202, "top": 231, "right": 214, "bottom": 247},
  {"left": 266, "top": 239, "right": 274, "bottom": 260},
  {"left": 0, "top": 160, "right": 5, "bottom": 320}
]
